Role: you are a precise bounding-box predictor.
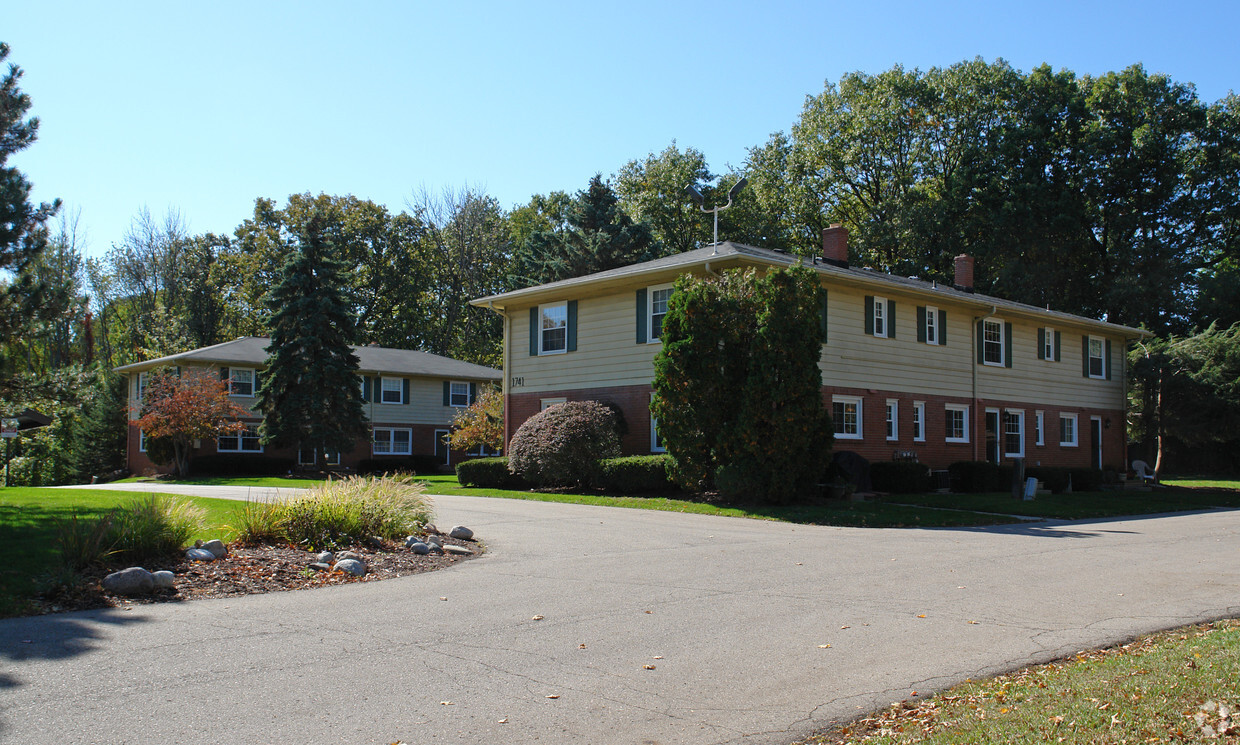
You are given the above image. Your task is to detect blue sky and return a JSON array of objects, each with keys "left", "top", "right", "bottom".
[{"left": 7, "top": 1, "right": 1238, "bottom": 258}]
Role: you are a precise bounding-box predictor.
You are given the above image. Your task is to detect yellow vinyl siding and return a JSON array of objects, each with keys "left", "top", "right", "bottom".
[{"left": 362, "top": 377, "right": 466, "bottom": 426}]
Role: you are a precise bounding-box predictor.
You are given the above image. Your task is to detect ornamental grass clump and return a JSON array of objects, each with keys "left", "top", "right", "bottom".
[
  {"left": 279, "top": 475, "right": 432, "bottom": 551},
  {"left": 227, "top": 498, "right": 287, "bottom": 546},
  {"left": 108, "top": 494, "right": 206, "bottom": 564},
  {"left": 55, "top": 512, "right": 118, "bottom": 571}
]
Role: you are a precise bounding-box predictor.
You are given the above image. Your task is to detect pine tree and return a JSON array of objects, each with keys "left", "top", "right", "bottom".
[{"left": 254, "top": 209, "right": 367, "bottom": 466}]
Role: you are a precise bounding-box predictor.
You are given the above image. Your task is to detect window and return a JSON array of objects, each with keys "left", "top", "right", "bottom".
[
  {"left": 139, "top": 429, "right": 148, "bottom": 453},
  {"left": 912, "top": 402, "right": 925, "bottom": 442},
  {"left": 540, "top": 397, "right": 566, "bottom": 411},
  {"left": 1003, "top": 410, "right": 1024, "bottom": 458},
  {"left": 1059, "top": 414, "right": 1078, "bottom": 447},
  {"left": 1035, "top": 411, "right": 1045, "bottom": 446},
  {"left": 648, "top": 285, "right": 672, "bottom": 342},
  {"left": 136, "top": 372, "right": 149, "bottom": 401},
  {"left": 223, "top": 367, "right": 255, "bottom": 396},
  {"left": 381, "top": 376, "right": 404, "bottom": 404},
  {"left": 832, "top": 396, "right": 862, "bottom": 440},
  {"left": 219, "top": 424, "right": 262, "bottom": 453},
  {"left": 468, "top": 442, "right": 501, "bottom": 457},
  {"left": 373, "top": 427, "right": 412, "bottom": 455},
  {"left": 945, "top": 404, "right": 969, "bottom": 443},
  {"left": 983, "top": 319, "right": 1004, "bottom": 365},
  {"left": 650, "top": 393, "right": 665, "bottom": 453},
  {"left": 540, "top": 301, "right": 568, "bottom": 354},
  {"left": 885, "top": 400, "right": 898, "bottom": 441},
  {"left": 1087, "top": 337, "right": 1106, "bottom": 379},
  {"left": 925, "top": 306, "right": 938, "bottom": 345},
  {"left": 298, "top": 448, "right": 340, "bottom": 466},
  {"left": 872, "top": 296, "right": 887, "bottom": 338},
  {"left": 1042, "top": 328, "right": 1055, "bottom": 361},
  {"left": 449, "top": 381, "right": 470, "bottom": 407}
]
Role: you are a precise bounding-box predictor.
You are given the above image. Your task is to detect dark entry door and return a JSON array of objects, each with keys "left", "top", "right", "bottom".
[
  {"left": 985, "top": 410, "right": 1000, "bottom": 462},
  {"left": 1090, "top": 418, "right": 1103, "bottom": 469}
]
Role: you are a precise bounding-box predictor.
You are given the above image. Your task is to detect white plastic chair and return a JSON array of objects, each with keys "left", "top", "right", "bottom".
[{"left": 1132, "top": 459, "right": 1156, "bottom": 484}]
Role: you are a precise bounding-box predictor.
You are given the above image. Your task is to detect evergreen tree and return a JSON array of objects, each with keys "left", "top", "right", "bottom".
[
  {"left": 254, "top": 209, "right": 367, "bottom": 467},
  {"left": 70, "top": 368, "right": 128, "bottom": 481},
  {"left": 514, "top": 175, "right": 655, "bottom": 285}
]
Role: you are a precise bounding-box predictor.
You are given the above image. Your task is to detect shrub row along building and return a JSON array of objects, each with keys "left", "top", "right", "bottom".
[{"left": 121, "top": 228, "right": 1144, "bottom": 477}]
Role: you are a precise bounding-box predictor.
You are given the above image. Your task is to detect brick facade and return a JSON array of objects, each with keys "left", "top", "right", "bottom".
[{"left": 506, "top": 383, "right": 1127, "bottom": 472}]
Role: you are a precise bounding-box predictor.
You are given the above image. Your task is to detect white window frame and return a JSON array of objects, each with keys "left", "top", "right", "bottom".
[
  {"left": 912, "top": 401, "right": 925, "bottom": 442},
  {"left": 945, "top": 404, "right": 970, "bottom": 443},
  {"left": 872, "top": 296, "right": 888, "bottom": 338},
  {"left": 449, "top": 381, "right": 470, "bottom": 408},
  {"left": 227, "top": 368, "right": 256, "bottom": 397},
  {"left": 218, "top": 424, "right": 263, "bottom": 453},
  {"left": 1059, "top": 414, "right": 1079, "bottom": 447},
  {"left": 832, "top": 395, "right": 863, "bottom": 440},
  {"left": 372, "top": 427, "right": 412, "bottom": 455},
  {"left": 136, "top": 372, "right": 149, "bottom": 401},
  {"left": 650, "top": 392, "right": 665, "bottom": 453},
  {"left": 380, "top": 376, "right": 404, "bottom": 404},
  {"left": 885, "top": 399, "right": 898, "bottom": 441},
  {"left": 647, "top": 283, "right": 673, "bottom": 343},
  {"left": 467, "top": 442, "right": 500, "bottom": 457},
  {"left": 434, "top": 428, "right": 451, "bottom": 465},
  {"left": 1087, "top": 336, "right": 1106, "bottom": 379},
  {"left": 298, "top": 447, "right": 340, "bottom": 466},
  {"left": 925, "top": 306, "right": 939, "bottom": 345},
  {"left": 139, "top": 429, "right": 148, "bottom": 453},
  {"left": 1043, "top": 327, "right": 1055, "bottom": 361},
  {"left": 1035, "top": 411, "right": 1045, "bottom": 446},
  {"left": 1003, "top": 409, "right": 1025, "bottom": 459},
  {"left": 983, "top": 319, "right": 1004, "bottom": 366},
  {"left": 540, "top": 397, "right": 567, "bottom": 411},
  {"left": 539, "top": 301, "right": 568, "bottom": 355}
]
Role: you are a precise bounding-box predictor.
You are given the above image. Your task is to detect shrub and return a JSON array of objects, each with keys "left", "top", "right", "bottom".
[
  {"left": 1026, "top": 466, "right": 1072, "bottom": 494},
  {"left": 356, "top": 455, "right": 445, "bottom": 475},
  {"left": 109, "top": 494, "right": 206, "bottom": 564},
  {"left": 1069, "top": 467, "right": 1104, "bottom": 492},
  {"left": 456, "top": 457, "right": 526, "bottom": 489},
  {"left": 591, "top": 455, "right": 675, "bottom": 493},
  {"left": 870, "top": 462, "right": 932, "bottom": 494},
  {"left": 948, "top": 461, "right": 1015, "bottom": 493},
  {"left": 507, "top": 401, "right": 620, "bottom": 488},
  {"left": 280, "top": 475, "right": 432, "bottom": 551},
  {"left": 4, "top": 456, "right": 42, "bottom": 486},
  {"left": 191, "top": 455, "right": 296, "bottom": 476}
]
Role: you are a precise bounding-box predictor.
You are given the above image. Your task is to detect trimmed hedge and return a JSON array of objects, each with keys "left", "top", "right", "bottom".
[
  {"left": 591, "top": 455, "right": 675, "bottom": 494},
  {"left": 1069, "top": 467, "right": 1104, "bottom": 492},
  {"left": 456, "top": 457, "right": 528, "bottom": 489},
  {"left": 1026, "top": 466, "right": 1071, "bottom": 494},
  {"left": 356, "top": 455, "right": 445, "bottom": 476},
  {"left": 948, "top": 461, "right": 1015, "bottom": 493},
  {"left": 191, "top": 455, "right": 296, "bottom": 476},
  {"left": 869, "top": 462, "right": 932, "bottom": 494}
]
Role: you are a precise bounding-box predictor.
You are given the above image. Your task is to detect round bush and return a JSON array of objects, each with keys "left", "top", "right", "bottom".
[{"left": 507, "top": 401, "right": 620, "bottom": 488}]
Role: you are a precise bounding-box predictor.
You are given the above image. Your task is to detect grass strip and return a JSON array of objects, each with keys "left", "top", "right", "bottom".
[{"left": 880, "top": 487, "right": 1240, "bottom": 519}]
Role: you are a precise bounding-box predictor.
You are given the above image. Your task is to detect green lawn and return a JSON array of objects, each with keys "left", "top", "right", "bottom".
[
  {"left": 881, "top": 486, "right": 1240, "bottom": 519},
  {"left": 0, "top": 487, "right": 245, "bottom": 617},
  {"left": 1162, "top": 477, "right": 1240, "bottom": 491},
  {"left": 116, "top": 475, "right": 325, "bottom": 488}
]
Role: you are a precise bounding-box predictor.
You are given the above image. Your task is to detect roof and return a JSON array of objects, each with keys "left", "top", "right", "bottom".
[
  {"left": 114, "top": 337, "right": 502, "bottom": 380},
  {"left": 472, "top": 242, "right": 1149, "bottom": 339}
]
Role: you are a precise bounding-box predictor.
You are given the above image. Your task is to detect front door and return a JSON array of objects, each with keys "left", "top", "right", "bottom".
[
  {"left": 434, "top": 429, "right": 450, "bottom": 467},
  {"left": 1090, "top": 417, "right": 1103, "bottom": 470},
  {"left": 985, "top": 409, "right": 1001, "bottom": 462}
]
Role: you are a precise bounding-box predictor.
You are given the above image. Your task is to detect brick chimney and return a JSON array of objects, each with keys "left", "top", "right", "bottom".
[
  {"left": 953, "top": 254, "right": 975, "bottom": 292},
  {"left": 821, "top": 224, "right": 849, "bottom": 268}
]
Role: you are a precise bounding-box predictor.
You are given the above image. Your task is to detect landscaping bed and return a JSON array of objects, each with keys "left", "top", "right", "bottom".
[{"left": 34, "top": 534, "right": 481, "bottom": 615}]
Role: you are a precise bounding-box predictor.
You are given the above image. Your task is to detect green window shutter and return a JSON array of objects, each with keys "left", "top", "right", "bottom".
[
  {"left": 887, "top": 300, "right": 896, "bottom": 338},
  {"left": 529, "top": 307, "right": 539, "bottom": 356},
  {"left": 567, "top": 300, "right": 578, "bottom": 352},
  {"left": 1037, "top": 328, "right": 1046, "bottom": 359},
  {"left": 938, "top": 309, "right": 947, "bottom": 345},
  {"left": 864, "top": 296, "right": 874, "bottom": 335},
  {"left": 976, "top": 321, "right": 985, "bottom": 365},
  {"left": 442, "top": 381, "right": 451, "bottom": 406},
  {"left": 402, "top": 378, "right": 410, "bottom": 404},
  {"left": 469, "top": 382, "right": 478, "bottom": 403},
  {"left": 363, "top": 376, "right": 371, "bottom": 401},
  {"left": 175, "top": 366, "right": 182, "bottom": 378},
  {"left": 220, "top": 366, "right": 229, "bottom": 381},
  {"left": 253, "top": 370, "right": 260, "bottom": 392},
  {"left": 1082, "top": 336, "right": 1090, "bottom": 377},
  {"left": 1105, "top": 339, "right": 1112, "bottom": 380},
  {"left": 1004, "top": 322, "right": 1013, "bottom": 368},
  {"left": 819, "top": 288, "right": 829, "bottom": 343},
  {"left": 1054, "top": 331, "right": 1062, "bottom": 361},
  {"left": 916, "top": 306, "right": 926, "bottom": 343},
  {"left": 373, "top": 377, "right": 382, "bottom": 403},
  {"left": 636, "top": 289, "right": 647, "bottom": 344}
]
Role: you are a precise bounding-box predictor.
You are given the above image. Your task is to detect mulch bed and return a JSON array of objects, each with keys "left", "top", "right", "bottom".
[{"left": 35, "top": 535, "right": 480, "bottom": 615}]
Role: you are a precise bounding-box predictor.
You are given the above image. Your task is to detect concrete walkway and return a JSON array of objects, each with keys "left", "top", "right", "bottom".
[{"left": 3, "top": 490, "right": 1237, "bottom": 744}]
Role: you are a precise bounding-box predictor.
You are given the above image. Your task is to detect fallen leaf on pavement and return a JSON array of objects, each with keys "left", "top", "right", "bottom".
[
  {"left": 498, "top": 718, "right": 508, "bottom": 724},
  {"left": 643, "top": 664, "right": 656, "bottom": 670},
  {"left": 818, "top": 644, "right": 832, "bottom": 648},
  {"left": 546, "top": 695, "right": 560, "bottom": 699},
  {"left": 440, "top": 701, "right": 453, "bottom": 705},
  {"left": 532, "top": 615, "right": 544, "bottom": 620}
]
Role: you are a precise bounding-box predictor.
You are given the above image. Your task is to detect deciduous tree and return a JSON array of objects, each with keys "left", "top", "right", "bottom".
[{"left": 134, "top": 369, "right": 249, "bottom": 478}]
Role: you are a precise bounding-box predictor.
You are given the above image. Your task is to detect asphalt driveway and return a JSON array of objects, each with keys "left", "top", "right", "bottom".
[{"left": 3, "top": 490, "right": 1237, "bottom": 744}]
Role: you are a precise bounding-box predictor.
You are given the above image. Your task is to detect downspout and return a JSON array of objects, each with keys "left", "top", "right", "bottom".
[
  {"left": 972, "top": 306, "right": 999, "bottom": 461},
  {"left": 704, "top": 262, "right": 720, "bottom": 277},
  {"left": 488, "top": 301, "right": 510, "bottom": 451}
]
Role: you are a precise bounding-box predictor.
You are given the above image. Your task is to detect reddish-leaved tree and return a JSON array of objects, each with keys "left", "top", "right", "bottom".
[{"left": 135, "top": 369, "right": 251, "bottom": 477}]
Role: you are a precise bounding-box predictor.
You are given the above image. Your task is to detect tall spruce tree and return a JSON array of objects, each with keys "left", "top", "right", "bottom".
[{"left": 255, "top": 209, "right": 367, "bottom": 467}]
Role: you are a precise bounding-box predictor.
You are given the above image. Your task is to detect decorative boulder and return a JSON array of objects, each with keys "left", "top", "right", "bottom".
[
  {"left": 308, "top": 562, "right": 331, "bottom": 572},
  {"left": 444, "top": 545, "right": 471, "bottom": 556},
  {"left": 151, "top": 570, "right": 175, "bottom": 590},
  {"left": 186, "top": 548, "right": 216, "bottom": 561},
  {"left": 423, "top": 523, "right": 438, "bottom": 535},
  {"left": 333, "top": 558, "right": 366, "bottom": 576},
  {"left": 336, "top": 550, "right": 364, "bottom": 562},
  {"left": 102, "top": 567, "right": 154, "bottom": 595},
  {"left": 425, "top": 535, "right": 443, "bottom": 548},
  {"left": 317, "top": 551, "right": 335, "bottom": 564},
  {"left": 448, "top": 526, "right": 474, "bottom": 540},
  {"left": 407, "top": 541, "right": 430, "bottom": 555},
  {"left": 201, "top": 539, "right": 228, "bottom": 559}
]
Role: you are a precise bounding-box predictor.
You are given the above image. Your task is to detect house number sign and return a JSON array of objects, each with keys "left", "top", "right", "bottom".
[{"left": 511, "top": 376, "right": 525, "bottom": 387}]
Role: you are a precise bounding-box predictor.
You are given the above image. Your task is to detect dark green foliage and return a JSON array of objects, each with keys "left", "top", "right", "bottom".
[
  {"left": 948, "top": 461, "right": 1015, "bottom": 493},
  {"left": 1068, "top": 468, "right": 1104, "bottom": 492},
  {"left": 107, "top": 494, "right": 205, "bottom": 565},
  {"left": 869, "top": 462, "right": 933, "bottom": 494},
  {"left": 254, "top": 207, "right": 368, "bottom": 465},
  {"left": 507, "top": 401, "right": 620, "bottom": 488},
  {"left": 591, "top": 455, "right": 675, "bottom": 494},
  {"left": 189, "top": 455, "right": 295, "bottom": 476},
  {"left": 1026, "top": 466, "right": 1072, "bottom": 494},
  {"left": 356, "top": 455, "right": 444, "bottom": 476},
  {"left": 70, "top": 370, "right": 128, "bottom": 480},
  {"left": 456, "top": 457, "right": 527, "bottom": 489},
  {"left": 513, "top": 175, "right": 655, "bottom": 286},
  {"left": 651, "top": 266, "right": 832, "bottom": 503}
]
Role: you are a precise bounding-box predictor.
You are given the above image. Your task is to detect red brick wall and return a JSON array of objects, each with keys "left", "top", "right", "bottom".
[{"left": 506, "top": 384, "right": 1127, "bottom": 471}]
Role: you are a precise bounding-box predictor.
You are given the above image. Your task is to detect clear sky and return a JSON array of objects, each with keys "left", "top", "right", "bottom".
[{"left": 6, "top": 0, "right": 1238, "bottom": 258}]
